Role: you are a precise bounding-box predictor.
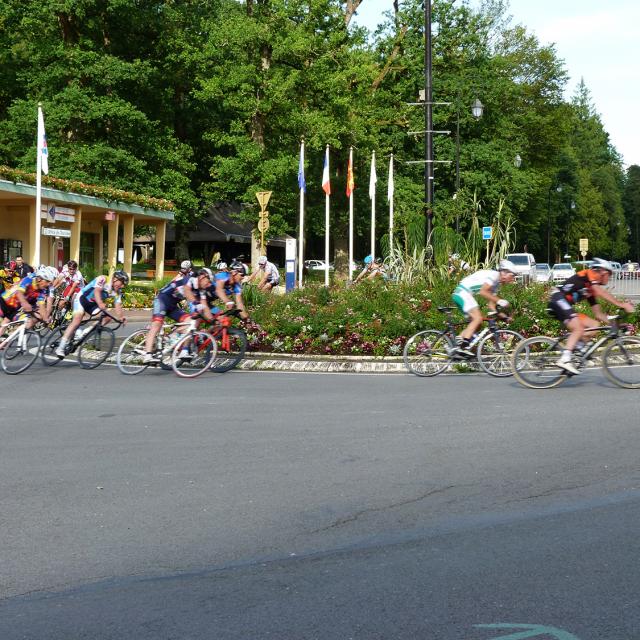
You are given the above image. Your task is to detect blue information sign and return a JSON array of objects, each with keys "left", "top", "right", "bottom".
[{"left": 482, "top": 226, "right": 493, "bottom": 240}]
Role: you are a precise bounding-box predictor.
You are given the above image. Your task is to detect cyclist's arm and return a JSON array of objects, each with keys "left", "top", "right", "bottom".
[
  {"left": 93, "top": 283, "right": 108, "bottom": 311},
  {"left": 15, "top": 290, "right": 33, "bottom": 313},
  {"left": 183, "top": 283, "right": 197, "bottom": 304},
  {"left": 479, "top": 283, "right": 500, "bottom": 309},
  {"left": 591, "top": 285, "right": 635, "bottom": 315},
  {"left": 215, "top": 280, "right": 234, "bottom": 309},
  {"left": 234, "top": 292, "right": 249, "bottom": 319}
]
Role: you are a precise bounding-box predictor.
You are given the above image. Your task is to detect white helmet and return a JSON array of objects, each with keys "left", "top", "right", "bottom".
[
  {"left": 258, "top": 255, "right": 268, "bottom": 265},
  {"left": 591, "top": 258, "right": 614, "bottom": 273},
  {"left": 498, "top": 259, "right": 517, "bottom": 274},
  {"left": 36, "top": 266, "right": 58, "bottom": 282}
]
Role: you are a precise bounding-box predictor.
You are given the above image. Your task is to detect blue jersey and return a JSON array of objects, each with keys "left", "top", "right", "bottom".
[
  {"left": 80, "top": 276, "right": 122, "bottom": 305},
  {"left": 158, "top": 274, "right": 191, "bottom": 301},
  {"left": 215, "top": 272, "right": 242, "bottom": 297}
]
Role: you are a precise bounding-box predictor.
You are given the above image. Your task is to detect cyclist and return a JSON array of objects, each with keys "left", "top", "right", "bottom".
[
  {"left": 247, "top": 255, "right": 280, "bottom": 291},
  {"left": 0, "top": 266, "right": 57, "bottom": 337},
  {"left": 49, "top": 260, "right": 85, "bottom": 316},
  {"left": 212, "top": 262, "right": 249, "bottom": 318},
  {"left": 55, "top": 271, "right": 128, "bottom": 357},
  {"left": 0, "top": 261, "right": 19, "bottom": 293},
  {"left": 141, "top": 267, "right": 206, "bottom": 364},
  {"left": 354, "top": 255, "right": 387, "bottom": 283},
  {"left": 451, "top": 259, "right": 518, "bottom": 356},
  {"left": 548, "top": 257, "right": 634, "bottom": 375}
]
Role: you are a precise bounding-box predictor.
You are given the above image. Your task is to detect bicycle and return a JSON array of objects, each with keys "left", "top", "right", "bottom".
[
  {"left": 0, "top": 313, "right": 42, "bottom": 374},
  {"left": 41, "top": 309, "right": 123, "bottom": 369},
  {"left": 207, "top": 309, "right": 248, "bottom": 373},
  {"left": 511, "top": 316, "right": 640, "bottom": 389},
  {"left": 403, "top": 306, "right": 524, "bottom": 377},
  {"left": 116, "top": 317, "right": 217, "bottom": 378}
]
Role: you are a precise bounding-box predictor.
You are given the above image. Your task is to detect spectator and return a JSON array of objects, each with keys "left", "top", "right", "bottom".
[
  {"left": 247, "top": 255, "right": 280, "bottom": 291},
  {"left": 354, "top": 255, "right": 386, "bottom": 283},
  {"left": 15, "top": 256, "right": 34, "bottom": 279}
]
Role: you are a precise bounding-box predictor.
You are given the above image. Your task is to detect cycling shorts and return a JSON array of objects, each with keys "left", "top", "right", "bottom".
[
  {"left": 73, "top": 294, "right": 101, "bottom": 316},
  {"left": 548, "top": 293, "right": 578, "bottom": 323},
  {"left": 152, "top": 295, "right": 189, "bottom": 323},
  {"left": 452, "top": 286, "right": 478, "bottom": 315}
]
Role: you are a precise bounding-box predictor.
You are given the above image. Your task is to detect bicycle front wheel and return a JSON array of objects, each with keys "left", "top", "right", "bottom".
[
  {"left": 210, "top": 328, "right": 247, "bottom": 372},
  {"left": 41, "top": 327, "right": 66, "bottom": 366},
  {"left": 116, "top": 329, "right": 150, "bottom": 375},
  {"left": 602, "top": 336, "right": 640, "bottom": 389},
  {"left": 477, "top": 329, "right": 523, "bottom": 377},
  {"left": 403, "top": 330, "right": 453, "bottom": 377},
  {"left": 172, "top": 331, "right": 217, "bottom": 378},
  {"left": 78, "top": 326, "right": 115, "bottom": 369},
  {"left": 1, "top": 330, "right": 41, "bottom": 374},
  {"left": 511, "top": 336, "right": 567, "bottom": 389}
]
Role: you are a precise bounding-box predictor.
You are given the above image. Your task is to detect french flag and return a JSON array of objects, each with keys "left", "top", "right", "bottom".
[{"left": 322, "top": 146, "right": 331, "bottom": 195}]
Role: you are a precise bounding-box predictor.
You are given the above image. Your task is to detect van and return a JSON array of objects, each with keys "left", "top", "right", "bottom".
[{"left": 505, "top": 253, "right": 537, "bottom": 284}]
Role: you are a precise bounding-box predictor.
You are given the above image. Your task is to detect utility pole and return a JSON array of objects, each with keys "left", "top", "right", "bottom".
[{"left": 424, "top": 0, "right": 433, "bottom": 244}]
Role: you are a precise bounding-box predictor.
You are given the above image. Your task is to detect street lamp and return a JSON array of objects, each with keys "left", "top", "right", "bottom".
[
  {"left": 547, "top": 184, "right": 562, "bottom": 263},
  {"left": 514, "top": 154, "right": 522, "bottom": 168},
  {"left": 471, "top": 98, "right": 484, "bottom": 119}
]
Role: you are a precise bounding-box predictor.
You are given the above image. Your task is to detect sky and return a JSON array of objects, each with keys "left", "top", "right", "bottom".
[{"left": 353, "top": 0, "right": 640, "bottom": 168}]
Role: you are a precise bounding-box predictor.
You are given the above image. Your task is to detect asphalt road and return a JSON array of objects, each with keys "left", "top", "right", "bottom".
[{"left": 1, "top": 366, "right": 639, "bottom": 639}]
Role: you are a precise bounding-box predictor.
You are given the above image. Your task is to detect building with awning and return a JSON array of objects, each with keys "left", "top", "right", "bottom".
[{"left": 0, "top": 177, "right": 174, "bottom": 279}]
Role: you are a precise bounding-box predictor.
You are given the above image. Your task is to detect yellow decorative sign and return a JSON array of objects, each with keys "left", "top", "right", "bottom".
[{"left": 256, "top": 191, "right": 272, "bottom": 211}]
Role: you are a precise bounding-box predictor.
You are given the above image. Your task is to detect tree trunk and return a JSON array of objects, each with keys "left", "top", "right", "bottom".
[
  {"left": 333, "top": 233, "right": 349, "bottom": 281},
  {"left": 173, "top": 223, "right": 190, "bottom": 263}
]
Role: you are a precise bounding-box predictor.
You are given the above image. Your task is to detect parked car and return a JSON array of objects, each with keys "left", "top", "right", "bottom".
[
  {"left": 535, "top": 263, "right": 551, "bottom": 283},
  {"left": 611, "top": 261, "right": 622, "bottom": 277},
  {"left": 621, "top": 262, "right": 640, "bottom": 279},
  {"left": 550, "top": 263, "right": 575, "bottom": 282},
  {"left": 304, "top": 259, "right": 334, "bottom": 272},
  {"left": 505, "top": 253, "right": 537, "bottom": 284}
]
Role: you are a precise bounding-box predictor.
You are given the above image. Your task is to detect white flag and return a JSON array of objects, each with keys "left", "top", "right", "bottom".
[
  {"left": 38, "top": 105, "right": 49, "bottom": 175},
  {"left": 369, "top": 151, "right": 377, "bottom": 200},
  {"left": 387, "top": 155, "right": 394, "bottom": 202}
]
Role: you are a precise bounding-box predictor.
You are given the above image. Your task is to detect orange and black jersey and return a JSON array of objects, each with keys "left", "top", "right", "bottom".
[{"left": 552, "top": 269, "right": 599, "bottom": 307}]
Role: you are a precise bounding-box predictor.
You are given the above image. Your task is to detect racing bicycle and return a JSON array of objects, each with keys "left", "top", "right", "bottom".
[
  {"left": 403, "top": 306, "right": 524, "bottom": 377},
  {"left": 0, "top": 313, "right": 42, "bottom": 374},
  {"left": 510, "top": 316, "right": 640, "bottom": 389}
]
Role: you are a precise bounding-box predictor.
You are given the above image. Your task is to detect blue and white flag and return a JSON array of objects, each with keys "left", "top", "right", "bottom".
[
  {"left": 38, "top": 105, "right": 48, "bottom": 175},
  {"left": 297, "top": 141, "right": 306, "bottom": 193}
]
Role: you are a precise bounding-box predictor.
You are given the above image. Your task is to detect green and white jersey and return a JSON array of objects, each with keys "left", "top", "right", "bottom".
[{"left": 457, "top": 269, "right": 500, "bottom": 294}]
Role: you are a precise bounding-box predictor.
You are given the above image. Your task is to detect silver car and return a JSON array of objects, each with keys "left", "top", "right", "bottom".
[
  {"left": 535, "top": 263, "right": 551, "bottom": 283},
  {"left": 551, "top": 263, "right": 575, "bottom": 282}
]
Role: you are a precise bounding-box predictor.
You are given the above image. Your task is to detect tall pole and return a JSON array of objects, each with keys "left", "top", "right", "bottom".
[
  {"left": 455, "top": 104, "right": 460, "bottom": 234},
  {"left": 424, "top": 0, "right": 433, "bottom": 244}
]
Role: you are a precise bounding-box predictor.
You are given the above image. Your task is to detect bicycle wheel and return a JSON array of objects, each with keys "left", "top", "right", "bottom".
[
  {"left": 210, "top": 328, "right": 247, "bottom": 372},
  {"left": 477, "top": 329, "right": 524, "bottom": 377},
  {"left": 602, "top": 336, "right": 640, "bottom": 389},
  {"left": 171, "top": 331, "right": 216, "bottom": 378},
  {"left": 1, "top": 330, "right": 41, "bottom": 374},
  {"left": 403, "top": 330, "right": 453, "bottom": 377},
  {"left": 511, "top": 336, "right": 567, "bottom": 389},
  {"left": 78, "top": 326, "right": 115, "bottom": 369},
  {"left": 41, "top": 327, "right": 66, "bottom": 366},
  {"left": 116, "top": 329, "right": 150, "bottom": 375}
]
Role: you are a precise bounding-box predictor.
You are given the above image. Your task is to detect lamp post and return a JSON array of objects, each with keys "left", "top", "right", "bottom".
[
  {"left": 424, "top": 0, "right": 433, "bottom": 244},
  {"left": 547, "top": 184, "right": 562, "bottom": 263}
]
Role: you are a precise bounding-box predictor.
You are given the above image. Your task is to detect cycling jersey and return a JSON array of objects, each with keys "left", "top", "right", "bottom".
[
  {"left": 258, "top": 261, "right": 280, "bottom": 284},
  {"left": 158, "top": 274, "right": 191, "bottom": 301},
  {"left": 60, "top": 266, "right": 85, "bottom": 295},
  {"left": 548, "top": 270, "right": 598, "bottom": 323},
  {"left": 452, "top": 270, "right": 500, "bottom": 314},
  {"left": 79, "top": 276, "right": 122, "bottom": 306},
  {"left": 1, "top": 275, "right": 47, "bottom": 309}
]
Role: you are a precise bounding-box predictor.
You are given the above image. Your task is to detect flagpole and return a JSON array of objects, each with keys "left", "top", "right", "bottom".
[
  {"left": 348, "top": 147, "right": 354, "bottom": 282},
  {"left": 369, "top": 151, "right": 376, "bottom": 261},
  {"left": 388, "top": 154, "right": 394, "bottom": 251},
  {"left": 34, "top": 103, "right": 44, "bottom": 267},
  {"left": 298, "top": 139, "right": 305, "bottom": 289},
  {"left": 324, "top": 145, "right": 330, "bottom": 288}
]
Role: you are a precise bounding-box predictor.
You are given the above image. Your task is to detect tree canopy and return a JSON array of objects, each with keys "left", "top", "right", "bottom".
[{"left": 0, "top": 0, "right": 636, "bottom": 263}]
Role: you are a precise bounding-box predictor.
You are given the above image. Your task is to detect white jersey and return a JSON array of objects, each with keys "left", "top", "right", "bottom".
[
  {"left": 260, "top": 261, "right": 280, "bottom": 283},
  {"left": 458, "top": 269, "right": 500, "bottom": 295},
  {"left": 61, "top": 265, "right": 85, "bottom": 288}
]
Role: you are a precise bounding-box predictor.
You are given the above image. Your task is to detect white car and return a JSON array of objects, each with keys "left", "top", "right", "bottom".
[
  {"left": 535, "top": 263, "right": 551, "bottom": 283},
  {"left": 304, "top": 259, "right": 334, "bottom": 272},
  {"left": 551, "top": 263, "right": 575, "bottom": 282}
]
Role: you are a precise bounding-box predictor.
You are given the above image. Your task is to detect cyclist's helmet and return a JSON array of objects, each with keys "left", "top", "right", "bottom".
[
  {"left": 36, "top": 266, "right": 58, "bottom": 282},
  {"left": 498, "top": 259, "right": 517, "bottom": 274},
  {"left": 180, "top": 260, "right": 193, "bottom": 274},
  {"left": 198, "top": 268, "right": 213, "bottom": 279},
  {"left": 6, "top": 260, "right": 17, "bottom": 271},
  {"left": 258, "top": 255, "right": 268, "bottom": 265},
  {"left": 217, "top": 261, "right": 228, "bottom": 271},
  {"left": 113, "top": 270, "right": 129, "bottom": 285},
  {"left": 363, "top": 255, "right": 373, "bottom": 265},
  {"left": 591, "top": 258, "right": 614, "bottom": 273},
  {"left": 229, "top": 261, "right": 247, "bottom": 276}
]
